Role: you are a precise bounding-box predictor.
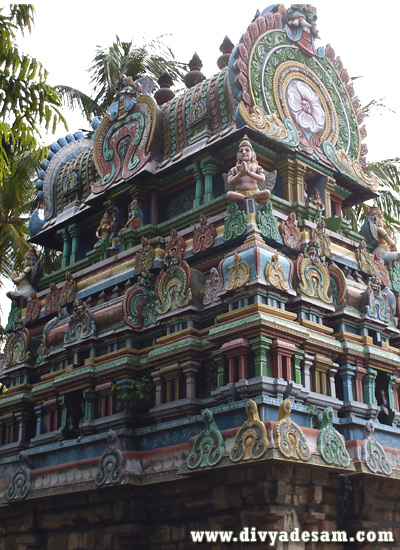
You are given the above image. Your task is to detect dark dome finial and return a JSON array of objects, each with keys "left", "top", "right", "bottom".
[
  {"left": 154, "top": 70, "right": 175, "bottom": 106},
  {"left": 184, "top": 53, "right": 205, "bottom": 88},
  {"left": 217, "top": 36, "right": 234, "bottom": 70}
]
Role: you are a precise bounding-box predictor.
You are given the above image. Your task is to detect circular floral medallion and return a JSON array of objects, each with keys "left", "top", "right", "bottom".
[{"left": 287, "top": 80, "right": 325, "bottom": 134}]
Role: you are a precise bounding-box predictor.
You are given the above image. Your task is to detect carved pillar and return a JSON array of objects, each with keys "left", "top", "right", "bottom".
[
  {"left": 354, "top": 366, "right": 367, "bottom": 402},
  {"left": 275, "top": 158, "right": 307, "bottom": 204},
  {"left": 324, "top": 176, "right": 336, "bottom": 219},
  {"left": 329, "top": 363, "right": 338, "bottom": 399},
  {"left": 221, "top": 338, "right": 250, "bottom": 383},
  {"left": 294, "top": 349, "right": 305, "bottom": 385},
  {"left": 362, "top": 367, "right": 377, "bottom": 405},
  {"left": 95, "top": 381, "right": 113, "bottom": 417},
  {"left": 201, "top": 159, "right": 218, "bottom": 203},
  {"left": 34, "top": 404, "right": 42, "bottom": 437},
  {"left": 393, "top": 378, "right": 400, "bottom": 411},
  {"left": 212, "top": 350, "right": 225, "bottom": 388},
  {"left": 338, "top": 363, "right": 356, "bottom": 401},
  {"left": 192, "top": 161, "right": 204, "bottom": 208},
  {"left": 182, "top": 360, "right": 201, "bottom": 399},
  {"left": 270, "top": 339, "right": 297, "bottom": 380},
  {"left": 15, "top": 410, "right": 29, "bottom": 443},
  {"left": 69, "top": 223, "right": 82, "bottom": 265},
  {"left": 313, "top": 354, "right": 333, "bottom": 395},
  {"left": 152, "top": 370, "right": 163, "bottom": 406},
  {"left": 57, "top": 227, "right": 71, "bottom": 268},
  {"left": 303, "top": 353, "right": 314, "bottom": 391},
  {"left": 83, "top": 388, "right": 96, "bottom": 421},
  {"left": 58, "top": 395, "right": 67, "bottom": 430},
  {"left": 388, "top": 374, "right": 397, "bottom": 410},
  {"left": 149, "top": 191, "right": 159, "bottom": 226},
  {"left": 249, "top": 335, "right": 272, "bottom": 377}
]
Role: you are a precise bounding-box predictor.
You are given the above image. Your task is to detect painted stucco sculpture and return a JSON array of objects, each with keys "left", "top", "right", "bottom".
[
  {"left": 187, "top": 409, "right": 225, "bottom": 469},
  {"left": 6, "top": 452, "right": 32, "bottom": 501},
  {"left": 95, "top": 430, "right": 124, "bottom": 486},
  {"left": 317, "top": 407, "right": 350, "bottom": 467},
  {"left": 230, "top": 400, "right": 269, "bottom": 462},
  {"left": 362, "top": 419, "right": 392, "bottom": 476},
  {"left": 225, "top": 135, "right": 276, "bottom": 204},
  {"left": 274, "top": 398, "right": 311, "bottom": 461},
  {"left": 6, "top": 248, "right": 42, "bottom": 302}
]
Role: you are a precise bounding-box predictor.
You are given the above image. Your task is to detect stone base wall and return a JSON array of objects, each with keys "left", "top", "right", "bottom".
[{"left": 0, "top": 460, "right": 399, "bottom": 550}]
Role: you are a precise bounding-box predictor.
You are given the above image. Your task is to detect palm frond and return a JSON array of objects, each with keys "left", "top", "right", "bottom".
[{"left": 55, "top": 85, "right": 103, "bottom": 123}]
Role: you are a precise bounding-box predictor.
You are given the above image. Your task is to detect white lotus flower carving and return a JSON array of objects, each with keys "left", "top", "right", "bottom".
[{"left": 287, "top": 80, "right": 325, "bottom": 134}]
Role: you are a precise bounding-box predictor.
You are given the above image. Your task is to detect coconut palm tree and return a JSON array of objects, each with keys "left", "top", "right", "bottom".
[
  {"left": 56, "top": 35, "right": 187, "bottom": 124},
  {"left": 0, "top": 150, "right": 37, "bottom": 281}
]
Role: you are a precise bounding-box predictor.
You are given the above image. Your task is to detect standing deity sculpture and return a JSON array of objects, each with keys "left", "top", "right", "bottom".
[
  {"left": 225, "top": 136, "right": 276, "bottom": 204},
  {"left": 7, "top": 248, "right": 43, "bottom": 301},
  {"left": 96, "top": 210, "right": 115, "bottom": 242}
]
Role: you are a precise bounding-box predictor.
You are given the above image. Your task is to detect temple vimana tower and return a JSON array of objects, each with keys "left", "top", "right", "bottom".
[{"left": 1, "top": 4, "right": 399, "bottom": 549}]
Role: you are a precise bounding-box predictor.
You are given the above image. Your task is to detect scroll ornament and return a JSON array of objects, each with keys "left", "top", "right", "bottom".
[
  {"left": 187, "top": 409, "right": 225, "bottom": 469},
  {"left": 274, "top": 399, "right": 311, "bottom": 461},
  {"left": 230, "top": 400, "right": 269, "bottom": 462}
]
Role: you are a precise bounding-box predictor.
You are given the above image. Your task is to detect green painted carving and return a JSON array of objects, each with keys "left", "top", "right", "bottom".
[
  {"left": 187, "top": 409, "right": 225, "bottom": 469},
  {"left": 5, "top": 300, "right": 22, "bottom": 332},
  {"left": 223, "top": 202, "right": 247, "bottom": 241},
  {"left": 317, "top": 407, "right": 350, "bottom": 467},
  {"left": 101, "top": 112, "right": 145, "bottom": 186},
  {"left": 123, "top": 273, "right": 158, "bottom": 329},
  {"left": 389, "top": 260, "right": 400, "bottom": 293},
  {"left": 155, "top": 261, "right": 192, "bottom": 315},
  {"left": 230, "top": 400, "right": 269, "bottom": 462},
  {"left": 362, "top": 419, "right": 392, "bottom": 476},
  {"left": 250, "top": 32, "right": 360, "bottom": 158},
  {"left": 256, "top": 200, "right": 279, "bottom": 240}
]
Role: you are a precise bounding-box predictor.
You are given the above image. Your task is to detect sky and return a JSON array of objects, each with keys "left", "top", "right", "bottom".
[{"left": 2, "top": 0, "right": 400, "bottom": 324}]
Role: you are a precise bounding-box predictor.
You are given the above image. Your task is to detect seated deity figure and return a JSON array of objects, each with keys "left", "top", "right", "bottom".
[
  {"left": 360, "top": 206, "right": 399, "bottom": 261},
  {"left": 226, "top": 136, "right": 275, "bottom": 204},
  {"left": 7, "top": 247, "right": 42, "bottom": 300}
]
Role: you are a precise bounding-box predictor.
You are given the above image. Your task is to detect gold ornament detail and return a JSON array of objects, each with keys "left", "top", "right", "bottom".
[
  {"left": 274, "top": 399, "right": 311, "bottom": 461},
  {"left": 265, "top": 253, "right": 289, "bottom": 291},
  {"left": 336, "top": 150, "right": 378, "bottom": 191},
  {"left": 230, "top": 400, "right": 269, "bottom": 462},
  {"left": 310, "top": 216, "right": 331, "bottom": 259},
  {"left": 356, "top": 240, "right": 376, "bottom": 276},
  {"left": 226, "top": 253, "right": 250, "bottom": 291},
  {"left": 135, "top": 237, "right": 155, "bottom": 276},
  {"left": 238, "top": 104, "right": 288, "bottom": 137}
]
